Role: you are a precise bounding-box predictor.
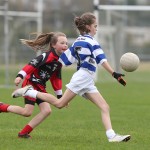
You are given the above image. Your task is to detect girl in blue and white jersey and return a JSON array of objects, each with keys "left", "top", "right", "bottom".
[{"left": 12, "top": 12, "right": 131, "bottom": 142}]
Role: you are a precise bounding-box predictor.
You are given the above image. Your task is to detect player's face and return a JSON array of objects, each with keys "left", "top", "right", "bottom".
[
  {"left": 53, "top": 36, "right": 68, "bottom": 56},
  {"left": 88, "top": 19, "right": 97, "bottom": 37}
]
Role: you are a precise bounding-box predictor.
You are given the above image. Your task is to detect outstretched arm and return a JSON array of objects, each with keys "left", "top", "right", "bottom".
[
  {"left": 101, "top": 61, "right": 126, "bottom": 86},
  {"left": 101, "top": 61, "right": 114, "bottom": 74}
]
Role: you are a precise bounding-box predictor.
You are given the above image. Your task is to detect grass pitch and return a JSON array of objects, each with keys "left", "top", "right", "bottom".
[{"left": 0, "top": 64, "right": 150, "bottom": 150}]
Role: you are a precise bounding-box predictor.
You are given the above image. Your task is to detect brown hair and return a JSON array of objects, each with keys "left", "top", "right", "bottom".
[
  {"left": 20, "top": 32, "right": 66, "bottom": 51},
  {"left": 74, "top": 12, "right": 96, "bottom": 35}
]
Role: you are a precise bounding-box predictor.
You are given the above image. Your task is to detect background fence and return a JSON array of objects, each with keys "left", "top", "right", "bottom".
[{"left": 0, "top": 0, "right": 149, "bottom": 87}]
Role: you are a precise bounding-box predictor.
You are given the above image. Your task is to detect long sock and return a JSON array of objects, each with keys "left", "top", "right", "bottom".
[
  {"left": 25, "top": 90, "right": 38, "bottom": 99},
  {"left": 19, "top": 125, "right": 33, "bottom": 135},
  {"left": 0, "top": 103, "right": 10, "bottom": 112},
  {"left": 106, "top": 129, "right": 116, "bottom": 139}
]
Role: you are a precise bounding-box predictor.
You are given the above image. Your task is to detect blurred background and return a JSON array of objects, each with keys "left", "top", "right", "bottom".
[{"left": 0, "top": 0, "right": 150, "bottom": 87}]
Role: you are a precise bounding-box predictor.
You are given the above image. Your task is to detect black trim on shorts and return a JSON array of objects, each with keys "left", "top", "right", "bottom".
[{"left": 24, "top": 98, "right": 45, "bottom": 105}]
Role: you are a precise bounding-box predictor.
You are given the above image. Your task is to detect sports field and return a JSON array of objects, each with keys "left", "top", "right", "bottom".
[{"left": 0, "top": 62, "right": 149, "bottom": 150}]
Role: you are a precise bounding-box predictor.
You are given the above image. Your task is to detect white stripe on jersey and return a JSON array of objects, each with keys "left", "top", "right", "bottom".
[
  {"left": 59, "top": 49, "right": 77, "bottom": 66},
  {"left": 65, "top": 49, "right": 77, "bottom": 64},
  {"left": 59, "top": 34, "right": 107, "bottom": 73},
  {"left": 18, "top": 70, "right": 27, "bottom": 78},
  {"left": 59, "top": 58, "right": 65, "bottom": 66},
  {"left": 77, "top": 47, "right": 91, "bottom": 55},
  {"left": 93, "top": 48, "right": 104, "bottom": 57}
]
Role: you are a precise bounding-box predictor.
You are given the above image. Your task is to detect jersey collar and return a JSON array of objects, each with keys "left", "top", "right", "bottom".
[
  {"left": 51, "top": 48, "right": 59, "bottom": 57},
  {"left": 80, "top": 34, "right": 93, "bottom": 40}
]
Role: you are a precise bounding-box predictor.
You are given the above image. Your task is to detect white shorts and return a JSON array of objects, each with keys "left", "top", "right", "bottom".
[{"left": 66, "top": 69, "right": 98, "bottom": 99}]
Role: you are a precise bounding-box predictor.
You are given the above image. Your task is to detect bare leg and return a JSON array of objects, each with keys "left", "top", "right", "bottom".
[
  {"left": 28, "top": 102, "right": 51, "bottom": 128},
  {"left": 7, "top": 104, "right": 34, "bottom": 117},
  {"left": 18, "top": 102, "right": 51, "bottom": 137},
  {"left": 85, "top": 92, "right": 112, "bottom": 130},
  {"left": 36, "top": 88, "right": 76, "bottom": 108}
]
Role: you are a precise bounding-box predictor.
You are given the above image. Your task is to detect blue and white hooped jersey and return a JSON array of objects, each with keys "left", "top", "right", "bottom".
[{"left": 59, "top": 34, "right": 107, "bottom": 73}]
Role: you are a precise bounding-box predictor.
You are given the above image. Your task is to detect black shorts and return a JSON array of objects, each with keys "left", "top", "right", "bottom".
[{"left": 25, "top": 98, "right": 44, "bottom": 105}]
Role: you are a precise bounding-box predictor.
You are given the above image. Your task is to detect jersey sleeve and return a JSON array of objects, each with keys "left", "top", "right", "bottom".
[
  {"left": 50, "top": 69, "right": 62, "bottom": 96},
  {"left": 17, "top": 53, "right": 46, "bottom": 78},
  {"left": 59, "top": 47, "right": 77, "bottom": 66},
  {"left": 90, "top": 42, "right": 107, "bottom": 64}
]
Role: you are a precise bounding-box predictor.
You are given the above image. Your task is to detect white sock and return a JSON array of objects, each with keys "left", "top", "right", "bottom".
[
  {"left": 25, "top": 89, "right": 38, "bottom": 99},
  {"left": 106, "top": 129, "right": 116, "bottom": 139}
]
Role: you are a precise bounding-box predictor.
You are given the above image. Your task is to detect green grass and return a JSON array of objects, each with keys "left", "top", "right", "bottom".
[{"left": 0, "top": 67, "right": 150, "bottom": 150}]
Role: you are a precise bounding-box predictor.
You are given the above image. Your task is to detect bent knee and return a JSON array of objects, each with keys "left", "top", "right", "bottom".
[
  {"left": 41, "top": 108, "right": 52, "bottom": 116},
  {"left": 22, "top": 111, "right": 32, "bottom": 117},
  {"left": 57, "top": 106, "right": 63, "bottom": 109},
  {"left": 54, "top": 101, "right": 66, "bottom": 109},
  {"left": 102, "top": 103, "right": 110, "bottom": 112},
  {"left": 44, "top": 108, "right": 52, "bottom": 115},
  {"left": 57, "top": 104, "right": 65, "bottom": 109}
]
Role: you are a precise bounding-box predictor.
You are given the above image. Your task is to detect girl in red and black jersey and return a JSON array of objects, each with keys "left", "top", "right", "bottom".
[{"left": 0, "top": 32, "right": 68, "bottom": 138}]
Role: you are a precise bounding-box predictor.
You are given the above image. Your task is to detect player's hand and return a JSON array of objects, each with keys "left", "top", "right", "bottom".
[
  {"left": 14, "top": 77, "right": 22, "bottom": 86},
  {"left": 112, "top": 72, "right": 126, "bottom": 86}
]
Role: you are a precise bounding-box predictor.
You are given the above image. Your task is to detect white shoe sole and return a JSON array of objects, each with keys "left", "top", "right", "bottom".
[{"left": 109, "top": 135, "right": 131, "bottom": 142}]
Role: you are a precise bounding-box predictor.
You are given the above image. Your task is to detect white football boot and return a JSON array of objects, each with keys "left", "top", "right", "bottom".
[
  {"left": 12, "top": 85, "right": 33, "bottom": 98},
  {"left": 108, "top": 134, "right": 131, "bottom": 142}
]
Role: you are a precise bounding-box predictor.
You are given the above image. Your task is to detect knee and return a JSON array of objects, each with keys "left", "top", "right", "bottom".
[
  {"left": 102, "top": 102, "right": 110, "bottom": 113},
  {"left": 53, "top": 101, "right": 66, "bottom": 109},
  {"left": 44, "top": 108, "right": 51, "bottom": 116},
  {"left": 57, "top": 103, "right": 66, "bottom": 109},
  {"left": 41, "top": 107, "right": 52, "bottom": 116},
  {"left": 57, "top": 106, "right": 63, "bottom": 109},
  {"left": 22, "top": 111, "right": 33, "bottom": 117}
]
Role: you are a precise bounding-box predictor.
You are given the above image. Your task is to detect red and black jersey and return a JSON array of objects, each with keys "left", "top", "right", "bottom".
[{"left": 17, "top": 48, "right": 62, "bottom": 96}]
